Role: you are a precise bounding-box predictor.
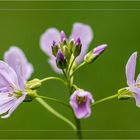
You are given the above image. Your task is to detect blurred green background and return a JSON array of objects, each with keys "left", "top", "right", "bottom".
[{"left": 0, "top": 0, "right": 140, "bottom": 139}]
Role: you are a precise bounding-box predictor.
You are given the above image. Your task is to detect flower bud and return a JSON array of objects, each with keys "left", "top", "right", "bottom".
[
  {"left": 72, "top": 38, "right": 82, "bottom": 57},
  {"left": 84, "top": 44, "right": 107, "bottom": 64},
  {"left": 51, "top": 41, "right": 59, "bottom": 56},
  {"left": 56, "top": 49, "right": 67, "bottom": 69},
  {"left": 26, "top": 78, "right": 42, "bottom": 90},
  {"left": 69, "top": 39, "right": 75, "bottom": 52},
  {"left": 60, "top": 31, "right": 67, "bottom": 43},
  {"left": 62, "top": 45, "right": 71, "bottom": 60},
  {"left": 117, "top": 87, "right": 133, "bottom": 100}
]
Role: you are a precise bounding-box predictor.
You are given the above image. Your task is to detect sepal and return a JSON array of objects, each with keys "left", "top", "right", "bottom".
[{"left": 117, "top": 87, "right": 133, "bottom": 100}]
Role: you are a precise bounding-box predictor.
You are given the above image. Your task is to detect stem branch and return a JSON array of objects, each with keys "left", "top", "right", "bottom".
[
  {"left": 40, "top": 77, "right": 67, "bottom": 85},
  {"left": 36, "top": 98, "right": 76, "bottom": 131},
  {"left": 92, "top": 94, "right": 118, "bottom": 107},
  {"left": 70, "top": 61, "right": 86, "bottom": 77},
  {"left": 37, "top": 95, "right": 70, "bottom": 108}
]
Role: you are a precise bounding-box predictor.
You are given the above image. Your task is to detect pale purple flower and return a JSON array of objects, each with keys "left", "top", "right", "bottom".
[
  {"left": 125, "top": 52, "right": 140, "bottom": 108},
  {"left": 40, "top": 22, "right": 93, "bottom": 73},
  {"left": 93, "top": 44, "right": 107, "bottom": 56},
  {"left": 0, "top": 46, "right": 33, "bottom": 118},
  {"left": 70, "top": 90, "right": 94, "bottom": 119}
]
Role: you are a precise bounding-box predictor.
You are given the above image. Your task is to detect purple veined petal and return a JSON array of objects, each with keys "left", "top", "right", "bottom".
[
  {"left": 126, "top": 52, "right": 137, "bottom": 86},
  {"left": 84, "top": 98, "right": 92, "bottom": 118},
  {"left": 0, "top": 99, "right": 16, "bottom": 115},
  {"left": 40, "top": 28, "right": 60, "bottom": 57},
  {"left": 1, "top": 94, "right": 26, "bottom": 118},
  {"left": 73, "top": 103, "right": 89, "bottom": 119},
  {"left": 48, "top": 58, "right": 62, "bottom": 74},
  {"left": 0, "top": 61, "right": 19, "bottom": 90},
  {"left": 0, "top": 94, "right": 16, "bottom": 106},
  {"left": 133, "top": 93, "right": 140, "bottom": 108},
  {"left": 70, "top": 22, "right": 93, "bottom": 63},
  {"left": 136, "top": 73, "right": 140, "bottom": 84},
  {"left": 4, "top": 47, "right": 34, "bottom": 82}
]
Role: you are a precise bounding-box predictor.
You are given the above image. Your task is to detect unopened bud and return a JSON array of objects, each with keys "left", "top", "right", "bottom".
[
  {"left": 84, "top": 44, "right": 107, "bottom": 64},
  {"left": 56, "top": 49, "right": 67, "bottom": 69},
  {"left": 51, "top": 41, "right": 59, "bottom": 56},
  {"left": 60, "top": 31, "right": 67, "bottom": 43},
  {"left": 72, "top": 38, "right": 82, "bottom": 57},
  {"left": 62, "top": 45, "right": 71, "bottom": 60}
]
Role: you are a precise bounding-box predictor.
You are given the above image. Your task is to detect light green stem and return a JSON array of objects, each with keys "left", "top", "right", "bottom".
[
  {"left": 40, "top": 77, "right": 67, "bottom": 85},
  {"left": 36, "top": 98, "right": 77, "bottom": 131},
  {"left": 37, "top": 95, "right": 70, "bottom": 108},
  {"left": 92, "top": 94, "right": 118, "bottom": 107},
  {"left": 68, "top": 57, "right": 76, "bottom": 74},
  {"left": 70, "top": 61, "right": 86, "bottom": 78}
]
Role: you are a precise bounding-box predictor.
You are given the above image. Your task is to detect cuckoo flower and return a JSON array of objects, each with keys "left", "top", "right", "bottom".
[
  {"left": 40, "top": 22, "right": 93, "bottom": 73},
  {"left": 125, "top": 52, "right": 140, "bottom": 108},
  {"left": 0, "top": 46, "right": 33, "bottom": 118},
  {"left": 70, "top": 90, "right": 94, "bottom": 119}
]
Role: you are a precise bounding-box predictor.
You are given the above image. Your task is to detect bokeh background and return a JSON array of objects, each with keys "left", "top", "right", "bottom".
[{"left": 0, "top": 0, "right": 140, "bottom": 139}]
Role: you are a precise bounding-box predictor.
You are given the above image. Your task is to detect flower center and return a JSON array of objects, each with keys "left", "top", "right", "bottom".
[
  {"left": 76, "top": 96, "right": 86, "bottom": 105},
  {"left": 8, "top": 90, "right": 22, "bottom": 98},
  {"left": 135, "top": 83, "right": 140, "bottom": 88}
]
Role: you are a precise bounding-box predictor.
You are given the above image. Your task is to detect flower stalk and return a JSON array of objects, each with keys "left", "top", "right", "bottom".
[{"left": 36, "top": 98, "right": 77, "bottom": 131}]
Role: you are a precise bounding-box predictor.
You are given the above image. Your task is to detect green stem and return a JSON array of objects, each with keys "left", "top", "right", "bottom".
[
  {"left": 37, "top": 95, "right": 70, "bottom": 108},
  {"left": 75, "top": 118, "right": 82, "bottom": 139},
  {"left": 92, "top": 94, "right": 118, "bottom": 107},
  {"left": 36, "top": 98, "right": 77, "bottom": 131},
  {"left": 40, "top": 77, "right": 67, "bottom": 85},
  {"left": 68, "top": 57, "right": 76, "bottom": 74},
  {"left": 73, "top": 84, "right": 80, "bottom": 90},
  {"left": 70, "top": 61, "right": 86, "bottom": 78},
  {"left": 65, "top": 71, "right": 82, "bottom": 139},
  {"left": 62, "top": 69, "right": 68, "bottom": 80}
]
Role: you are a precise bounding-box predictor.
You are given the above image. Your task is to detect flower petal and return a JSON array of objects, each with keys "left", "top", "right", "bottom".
[
  {"left": 4, "top": 47, "right": 33, "bottom": 82},
  {"left": 126, "top": 52, "right": 137, "bottom": 86},
  {"left": 70, "top": 22, "right": 93, "bottom": 63},
  {"left": 40, "top": 28, "right": 60, "bottom": 57},
  {"left": 129, "top": 86, "right": 140, "bottom": 95},
  {"left": 1, "top": 94, "right": 26, "bottom": 118},
  {"left": 70, "top": 90, "right": 94, "bottom": 119},
  {"left": 136, "top": 73, "right": 140, "bottom": 84},
  {"left": 0, "top": 61, "right": 19, "bottom": 90},
  {"left": 0, "top": 99, "right": 16, "bottom": 115},
  {"left": 133, "top": 93, "right": 140, "bottom": 108},
  {"left": 48, "top": 58, "right": 62, "bottom": 74}
]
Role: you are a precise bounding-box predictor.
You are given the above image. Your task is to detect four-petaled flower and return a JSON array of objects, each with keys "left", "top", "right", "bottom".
[
  {"left": 0, "top": 46, "right": 33, "bottom": 118},
  {"left": 125, "top": 52, "right": 140, "bottom": 108},
  {"left": 40, "top": 22, "right": 93, "bottom": 73},
  {"left": 70, "top": 90, "right": 94, "bottom": 119}
]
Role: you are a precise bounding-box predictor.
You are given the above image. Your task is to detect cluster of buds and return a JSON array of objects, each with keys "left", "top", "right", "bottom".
[{"left": 51, "top": 31, "right": 82, "bottom": 70}]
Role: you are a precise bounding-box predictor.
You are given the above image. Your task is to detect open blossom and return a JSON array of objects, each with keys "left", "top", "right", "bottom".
[
  {"left": 125, "top": 52, "right": 140, "bottom": 108},
  {"left": 40, "top": 22, "right": 93, "bottom": 73},
  {"left": 70, "top": 90, "right": 94, "bottom": 119},
  {"left": 0, "top": 46, "right": 33, "bottom": 118}
]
